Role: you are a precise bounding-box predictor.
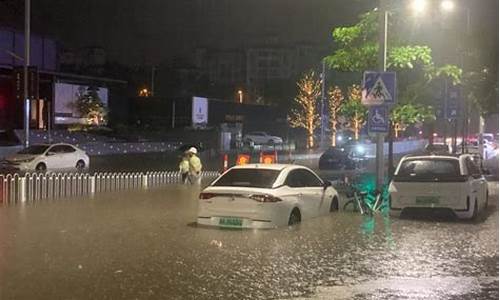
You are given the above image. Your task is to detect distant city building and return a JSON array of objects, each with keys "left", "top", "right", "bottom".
[{"left": 0, "top": 29, "right": 125, "bottom": 130}]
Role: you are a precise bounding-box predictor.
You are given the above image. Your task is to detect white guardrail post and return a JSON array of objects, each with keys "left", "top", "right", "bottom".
[
  {"left": 20, "top": 176, "right": 26, "bottom": 203},
  {"left": 0, "top": 170, "right": 221, "bottom": 204},
  {"left": 90, "top": 175, "right": 96, "bottom": 196},
  {"left": 142, "top": 173, "right": 148, "bottom": 189}
]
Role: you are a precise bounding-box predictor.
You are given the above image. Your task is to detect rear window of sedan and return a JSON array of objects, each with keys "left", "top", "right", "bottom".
[
  {"left": 213, "top": 169, "right": 280, "bottom": 188},
  {"left": 395, "top": 158, "right": 464, "bottom": 182}
]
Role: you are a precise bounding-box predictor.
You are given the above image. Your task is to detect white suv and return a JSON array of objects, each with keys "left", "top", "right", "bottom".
[
  {"left": 243, "top": 132, "right": 283, "bottom": 145},
  {"left": 389, "top": 154, "right": 488, "bottom": 219}
]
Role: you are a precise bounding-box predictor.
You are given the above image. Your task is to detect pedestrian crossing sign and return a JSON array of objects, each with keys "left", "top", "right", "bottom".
[{"left": 362, "top": 72, "right": 396, "bottom": 106}]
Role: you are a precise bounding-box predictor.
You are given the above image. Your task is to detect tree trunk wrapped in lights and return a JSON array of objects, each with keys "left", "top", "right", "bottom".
[
  {"left": 288, "top": 71, "right": 321, "bottom": 148},
  {"left": 340, "top": 85, "right": 367, "bottom": 140},
  {"left": 327, "top": 86, "right": 344, "bottom": 146}
]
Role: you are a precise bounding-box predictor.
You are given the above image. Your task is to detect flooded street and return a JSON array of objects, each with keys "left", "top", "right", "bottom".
[{"left": 0, "top": 184, "right": 498, "bottom": 299}]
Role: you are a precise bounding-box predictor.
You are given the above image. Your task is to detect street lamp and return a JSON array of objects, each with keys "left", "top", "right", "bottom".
[
  {"left": 238, "top": 90, "right": 243, "bottom": 104},
  {"left": 440, "top": 0, "right": 455, "bottom": 12},
  {"left": 410, "top": 0, "right": 428, "bottom": 14},
  {"left": 438, "top": 0, "right": 475, "bottom": 155}
]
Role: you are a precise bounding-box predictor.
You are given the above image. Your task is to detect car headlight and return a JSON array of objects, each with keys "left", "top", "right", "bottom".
[
  {"left": 355, "top": 145, "right": 365, "bottom": 154},
  {"left": 16, "top": 158, "right": 35, "bottom": 163}
]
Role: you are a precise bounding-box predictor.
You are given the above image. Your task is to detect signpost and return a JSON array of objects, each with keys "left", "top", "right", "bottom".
[
  {"left": 445, "top": 84, "right": 460, "bottom": 119},
  {"left": 362, "top": 72, "right": 396, "bottom": 106},
  {"left": 368, "top": 105, "right": 390, "bottom": 133},
  {"left": 192, "top": 97, "right": 208, "bottom": 128},
  {"left": 362, "top": 70, "right": 396, "bottom": 188}
]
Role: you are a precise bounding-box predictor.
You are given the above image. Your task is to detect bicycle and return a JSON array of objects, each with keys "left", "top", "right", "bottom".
[{"left": 342, "top": 185, "right": 385, "bottom": 215}]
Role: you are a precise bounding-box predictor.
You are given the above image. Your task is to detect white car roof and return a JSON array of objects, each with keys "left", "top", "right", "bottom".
[
  {"left": 229, "top": 163, "right": 304, "bottom": 171},
  {"left": 402, "top": 155, "right": 459, "bottom": 160}
]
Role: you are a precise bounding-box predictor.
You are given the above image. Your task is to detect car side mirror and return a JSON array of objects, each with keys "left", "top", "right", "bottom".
[
  {"left": 323, "top": 181, "right": 332, "bottom": 190},
  {"left": 46, "top": 151, "right": 55, "bottom": 156}
]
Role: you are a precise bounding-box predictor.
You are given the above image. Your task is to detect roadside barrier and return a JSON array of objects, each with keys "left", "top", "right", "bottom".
[
  {"left": 0, "top": 170, "right": 220, "bottom": 205},
  {"left": 223, "top": 154, "right": 229, "bottom": 172},
  {"left": 260, "top": 152, "right": 277, "bottom": 164},
  {"left": 236, "top": 154, "right": 251, "bottom": 165}
]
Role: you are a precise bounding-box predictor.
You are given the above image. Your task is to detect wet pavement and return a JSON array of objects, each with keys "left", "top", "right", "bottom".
[{"left": 0, "top": 183, "right": 498, "bottom": 299}]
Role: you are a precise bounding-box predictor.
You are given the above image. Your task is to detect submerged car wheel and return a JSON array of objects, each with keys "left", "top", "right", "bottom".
[
  {"left": 330, "top": 196, "right": 339, "bottom": 212},
  {"left": 35, "top": 163, "right": 46, "bottom": 173},
  {"left": 288, "top": 208, "right": 301, "bottom": 225},
  {"left": 76, "top": 160, "right": 86, "bottom": 171},
  {"left": 471, "top": 199, "right": 478, "bottom": 220}
]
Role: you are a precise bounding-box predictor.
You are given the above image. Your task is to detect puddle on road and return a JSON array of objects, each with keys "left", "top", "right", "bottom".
[
  {"left": 0, "top": 186, "right": 498, "bottom": 299},
  {"left": 296, "top": 276, "right": 499, "bottom": 299}
]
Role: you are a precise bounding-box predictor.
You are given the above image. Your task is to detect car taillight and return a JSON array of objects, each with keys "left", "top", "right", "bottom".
[
  {"left": 249, "top": 194, "right": 282, "bottom": 203},
  {"left": 199, "top": 192, "right": 216, "bottom": 200}
]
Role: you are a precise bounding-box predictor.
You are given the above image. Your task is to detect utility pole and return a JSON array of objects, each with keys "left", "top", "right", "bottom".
[
  {"left": 320, "top": 59, "right": 327, "bottom": 148},
  {"left": 376, "top": 0, "right": 388, "bottom": 189},
  {"left": 23, "top": 0, "right": 31, "bottom": 147}
]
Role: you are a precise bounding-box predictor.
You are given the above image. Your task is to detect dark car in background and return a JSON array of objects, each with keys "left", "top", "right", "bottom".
[
  {"left": 0, "top": 130, "right": 23, "bottom": 160},
  {"left": 318, "top": 147, "right": 356, "bottom": 170}
]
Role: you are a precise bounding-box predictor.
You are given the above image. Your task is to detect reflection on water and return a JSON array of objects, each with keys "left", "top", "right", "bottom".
[{"left": 0, "top": 185, "right": 497, "bottom": 299}]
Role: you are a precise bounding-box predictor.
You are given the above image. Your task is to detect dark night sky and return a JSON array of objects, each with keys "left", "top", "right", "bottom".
[
  {"left": 27, "top": 0, "right": 371, "bottom": 65},
  {"left": 1, "top": 0, "right": 497, "bottom": 66}
]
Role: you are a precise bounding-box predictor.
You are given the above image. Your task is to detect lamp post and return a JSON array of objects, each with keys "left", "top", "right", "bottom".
[
  {"left": 23, "top": 0, "right": 31, "bottom": 148},
  {"left": 439, "top": 1, "right": 474, "bottom": 155},
  {"left": 375, "top": 0, "right": 388, "bottom": 189}
]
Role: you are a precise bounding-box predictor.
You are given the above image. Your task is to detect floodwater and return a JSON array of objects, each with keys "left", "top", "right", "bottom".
[{"left": 0, "top": 183, "right": 498, "bottom": 299}]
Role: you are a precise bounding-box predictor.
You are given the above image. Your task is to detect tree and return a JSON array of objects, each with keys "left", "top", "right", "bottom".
[
  {"left": 340, "top": 85, "right": 367, "bottom": 140},
  {"left": 325, "top": 11, "right": 462, "bottom": 108},
  {"left": 288, "top": 71, "right": 321, "bottom": 148},
  {"left": 75, "top": 86, "right": 107, "bottom": 126},
  {"left": 327, "top": 86, "right": 344, "bottom": 146},
  {"left": 390, "top": 103, "right": 435, "bottom": 138}
]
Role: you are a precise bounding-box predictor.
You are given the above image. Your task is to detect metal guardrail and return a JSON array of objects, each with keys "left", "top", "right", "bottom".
[{"left": 0, "top": 171, "right": 220, "bottom": 205}]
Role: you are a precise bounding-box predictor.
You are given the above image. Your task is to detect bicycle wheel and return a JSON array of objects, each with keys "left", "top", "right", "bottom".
[{"left": 343, "top": 199, "right": 360, "bottom": 212}]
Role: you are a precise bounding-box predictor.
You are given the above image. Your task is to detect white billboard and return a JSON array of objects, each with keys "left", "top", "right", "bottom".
[
  {"left": 192, "top": 96, "right": 208, "bottom": 127},
  {"left": 54, "top": 83, "right": 108, "bottom": 124}
]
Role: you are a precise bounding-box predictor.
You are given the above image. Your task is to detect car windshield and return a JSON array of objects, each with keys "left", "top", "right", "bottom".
[
  {"left": 17, "top": 145, "right": 50, "bottom": 155},
  {"left": 213, "top": 169, "right": 280, "bottom": 188},
  {"left": 395, "top": 158, "right": 463, "bottom": 182}
]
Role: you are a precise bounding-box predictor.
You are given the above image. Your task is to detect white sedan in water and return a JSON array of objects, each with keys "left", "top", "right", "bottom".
[
  {"left": 2, "top": 143, "right": 90, "bottom": 173},
  {"left": 389, "top": 154, "right": 489, "bottom": 219},
  {"left": 197, "top": 164, "right": 340, "bottom": 229}
]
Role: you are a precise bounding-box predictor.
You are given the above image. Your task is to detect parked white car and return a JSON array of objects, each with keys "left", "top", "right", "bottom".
[
  {"left": 1, "top": 143, "right": 90, "bottom": 173},
  {"left": 389, "top": 154, "right": 488, "bottom": 219},
  {"left": 197, "top": 164, "right": 339, "bottom": 229},
  {"left": 243, "top": 132, "right": 283, "bottom": 145}
]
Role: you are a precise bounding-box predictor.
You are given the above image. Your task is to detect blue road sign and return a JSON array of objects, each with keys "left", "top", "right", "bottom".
[
  {"left": 446, "top": 84, "right": 460, "bottom": 119},
  {"left": 368, "top": 105, "right": 389, "bottom": 133},
  {"left": 362, "top": 72, "right": 397, "bottom": 106}
]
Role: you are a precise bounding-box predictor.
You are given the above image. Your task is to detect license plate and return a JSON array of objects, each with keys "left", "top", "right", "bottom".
[
  {"left": 219, "top": 217, "right": 243, "bottom": 227},
  {"left": 416, "top": 196, "right": 440, "bottom": 204}
]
